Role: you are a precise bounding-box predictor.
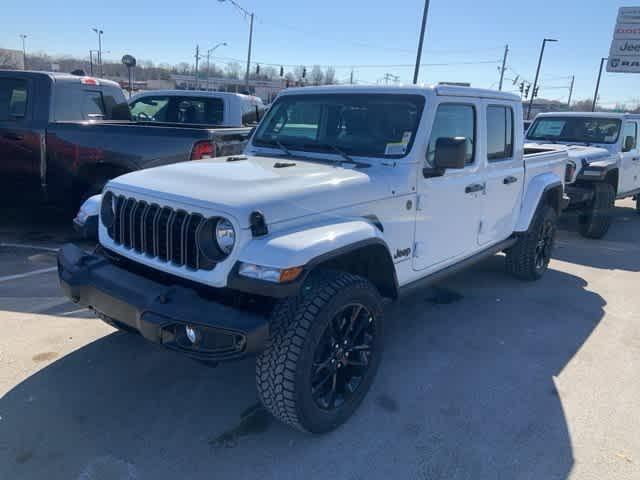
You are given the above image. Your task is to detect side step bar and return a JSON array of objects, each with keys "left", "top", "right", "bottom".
[{"left": 398, "top": 237, "right": 517, "bottom": 299}]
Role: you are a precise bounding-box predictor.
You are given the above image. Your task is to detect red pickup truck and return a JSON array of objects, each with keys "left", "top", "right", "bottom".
[{"left": 0, "top": 70, "right": 251, "bottom": 211}]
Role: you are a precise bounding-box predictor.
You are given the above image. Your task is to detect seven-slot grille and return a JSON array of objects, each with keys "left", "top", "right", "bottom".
[{"left": 106, "top": 195, "right": 213, "bottom": 270}]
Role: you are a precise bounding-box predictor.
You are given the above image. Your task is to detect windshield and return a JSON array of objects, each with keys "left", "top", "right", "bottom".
[
  {"left": 253, "top": 93, "right": 425, "bottom": 158},
  {"left": 527, "top": 116, "right": 622, "bottom": 144}
]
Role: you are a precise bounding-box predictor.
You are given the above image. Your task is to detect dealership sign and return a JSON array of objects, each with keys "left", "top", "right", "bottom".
[{"left": 609, "top": 7, "right": 640, "bottom": 72}]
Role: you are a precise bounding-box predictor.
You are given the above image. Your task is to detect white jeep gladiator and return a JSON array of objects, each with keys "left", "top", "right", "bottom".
[
  {"left": 58, "top": 85, "right": 568, "bottom": 433},
  {"left": 526, "top": 112, "right": 640, "bottom": 238}
]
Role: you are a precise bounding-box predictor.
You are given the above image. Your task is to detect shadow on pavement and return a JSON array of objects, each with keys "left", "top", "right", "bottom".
[
  {"left": 0, "top": 257, "right": 605, "bottom": 480},
  {"left": 555, "top": 202, "right": 640, "bottom": 271}
]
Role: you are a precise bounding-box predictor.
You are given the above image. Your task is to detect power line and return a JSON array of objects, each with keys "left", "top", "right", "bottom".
[{"left": 210, "top": 54, "right": 500, "bottom": 69}]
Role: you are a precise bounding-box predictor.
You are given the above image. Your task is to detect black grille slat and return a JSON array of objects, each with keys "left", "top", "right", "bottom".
[
  {"left": 104, "top": 195, "right": 216, "bottom": 271},
  {"left": 171, "top": 211, "right": 187, "bottom": 265},
  {"left": 185, "top": 214, "right": 204, "bottom": 269}
]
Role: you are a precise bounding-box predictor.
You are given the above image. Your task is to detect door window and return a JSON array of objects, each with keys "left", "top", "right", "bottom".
[
  {"left": 83, "top": 90, "right": 106, "bottom": 120},
  {"left": 0, "top": 79, "right": 28, "bottom": 121},
  {"left": 426, "top": 103, "right": 475, "bottom": 168},
  {"left": 486, "top": 106, "right": 514, "bottom": 161},
  {"left": 622, "top": 122, "right": 638, "bottom": 152}
]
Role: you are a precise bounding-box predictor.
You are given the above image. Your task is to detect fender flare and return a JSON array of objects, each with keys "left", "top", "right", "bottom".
[
  {"left": 514, "top": 173, "right": 563, "bottom": 233},
  {"left": 228, "top": 220, "right": 396, "bottom": 298}
]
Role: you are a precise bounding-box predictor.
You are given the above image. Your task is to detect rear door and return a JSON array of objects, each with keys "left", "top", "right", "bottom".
[
  {"left": 0, "top": 77, "right": 40, "bottom": 189},
  {"left": 619, "top": 120, "right": 639, "bottom": 195},
  {"left": 413, "top": 100, "right": 486, "bottom": 271},
  {"left": 478, "top": 102, "right": 524, "bottom": 245}
]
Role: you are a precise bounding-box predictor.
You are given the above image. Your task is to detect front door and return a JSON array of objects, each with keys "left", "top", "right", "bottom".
[
  {"left": 0, "top": 77, "right": 38, "bottom": 191},
  {"left": 619, "top": 120, "right": 640, "bottom": 195},
  {"left": 413, "top": 101, "right": 486, "bottom": 271},
  {"left": 479, "top": 102, "right": 524, "bottom": 245}
]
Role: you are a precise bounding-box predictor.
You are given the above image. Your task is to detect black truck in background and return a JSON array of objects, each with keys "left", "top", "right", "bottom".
[{"left": 0, "top": 70, "right": 251, "bottom": 210}]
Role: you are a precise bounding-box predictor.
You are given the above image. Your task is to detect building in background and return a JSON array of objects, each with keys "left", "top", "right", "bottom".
[{"left": 0, "top": 48, "right": 24, "bottom": 70}]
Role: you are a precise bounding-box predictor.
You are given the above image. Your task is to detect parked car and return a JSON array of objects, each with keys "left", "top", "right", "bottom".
[
  {"left": 0, "top": 70, "right": 252, "bottom": 211},
  {"left": 526, "top": 112, "right": 640, "bottom": 238},
  {"left": 59, "top": 85, "right": 568, "bottom": 433},
  {"left": 129, "top": 90, "right": 266, "bottom": 127}
]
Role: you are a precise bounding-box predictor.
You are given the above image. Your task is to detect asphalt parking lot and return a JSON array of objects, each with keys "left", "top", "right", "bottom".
[{"left": 0, "top": 202, "right": 639, "bottom": 480}]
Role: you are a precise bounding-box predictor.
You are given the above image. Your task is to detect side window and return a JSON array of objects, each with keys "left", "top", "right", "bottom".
[
  {"left": 426, "top": 103, "right": 475, "bottom": 167},
  {"left": 622, "top": 122, "right": 637, "bottom": 152},
  {"left": 130, "top": 96, "right": 169, "bottom": 122},
  {"left": 487, "top": 105, "right": 514, "bottom": 161},
  {"left": 83, "top": 90, "right": 106, "bottom": 120},
  {"left": 0, "top": 79, "right": 28, "bottom": 121}
]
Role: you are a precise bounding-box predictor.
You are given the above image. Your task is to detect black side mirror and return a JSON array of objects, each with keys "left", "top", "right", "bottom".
[
  {"left": 434, "top": 137, "right": 467, "bottom": 169},
  {"left": 624, "top": 135, "right": 636, "bottom": 152}
]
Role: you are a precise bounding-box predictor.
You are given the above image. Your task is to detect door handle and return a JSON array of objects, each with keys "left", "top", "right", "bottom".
[
  {"left": 3, "top": 133, "right": 24, "bottom": 141},
  {"left": 503, "top": 175, "right": 518, "bottom": 184},
  {"left": 465, "top": 183, "right": 485, "bottom": 194}
]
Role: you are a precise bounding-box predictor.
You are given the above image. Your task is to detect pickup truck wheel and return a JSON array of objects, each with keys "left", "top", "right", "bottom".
[
  {"left": 256, "top": 270, "right": 384, "bottom": 433},
  {"left": 505, "top": 204, "right": 557, "bottom": 281},
  {"left": 635, "top": 195, "right": 640, "bottom": 214},
  {"left": 578, "top": 183, "right": 615, "bottom": 239}
]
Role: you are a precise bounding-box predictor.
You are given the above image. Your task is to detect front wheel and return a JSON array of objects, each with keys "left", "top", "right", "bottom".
[
  {"left": 578, "top": 182, "right": 615, "bottom": 239},
  {"left": 256, "top": 270, "right": 384, "bottom": 433},
  {"left": 505, "top": 204, "right": 557, "bottom": 281}
]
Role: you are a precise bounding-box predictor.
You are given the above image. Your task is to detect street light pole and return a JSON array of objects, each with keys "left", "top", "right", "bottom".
[
  {"left": 592, "top": 57, "right": 607, "bottom": 112},
  {"left": 527, "top": 38, "right": 557, "bottom": 120},
  {"left": 19, "top": 34, "right": 27, "bottom": 70},
  {"left": 498, "top": 44, "right": 509, "bottom": 91},
  {"left": 413, "top": 0, "right": 431, "bottom": 84},
  {"left": 218, "top": 0, "right": 254, "bottom": 92},
  {"left": 206, "top": 42, "right": 228, "bottom": 91},
  {"left": 89, "top": 50, "right": 94, "bottom": 76},
  {"left": 194, "top": 45, "right": 200, "bottom": 90},
  {"left": 92, "top": 28, "right": 104, "bottom": 76}
]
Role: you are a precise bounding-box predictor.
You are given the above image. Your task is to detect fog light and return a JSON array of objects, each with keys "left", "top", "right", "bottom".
[{"left": 185, "top": 325, "right": 199, "bottom": 344}]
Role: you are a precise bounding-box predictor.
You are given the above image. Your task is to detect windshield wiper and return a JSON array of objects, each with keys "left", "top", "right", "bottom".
[
  {"left": 274, "top": 139, "right": 293, "bottom": 156},
  {"left": 299, "top": 143, "right": 369, "bottom": 167}
]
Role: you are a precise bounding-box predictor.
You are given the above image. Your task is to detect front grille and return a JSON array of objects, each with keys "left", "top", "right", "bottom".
[{"left": 106, "top": 194, "right": 214, "bottom": 271}]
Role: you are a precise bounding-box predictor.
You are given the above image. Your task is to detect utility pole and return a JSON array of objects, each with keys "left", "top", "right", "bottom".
[
  {"left": 19, "top": 34, "right": 27, "bottom": 70},
  {"left": 592, "top": 57, "right": 607, "bottom": 112},
  {"left": 413, "top": 0, "right": 431, "bottom": 84},
  {"left": 194, "top": 45, "right": 200, "bottom": 90},
  {"left": 527, "top": 38, "right": 558, "bottom": 120},
  {"left": 498, "top": 44, "right": 509, "bottom": 91},
  {"left": 218, "top": 1, "right": 254, "bottom": 92},
  {"left": 350, "top": 69, "right": 354, "bottom": 85},
  {"left": 89, "top": 50, "right": 94, "bottom": 76},
  {"left": 92, "top": 28, "right": 104, "bottom": 76},
  {"left": 567, "top": 75, "right": 575, "bottom": 108}
]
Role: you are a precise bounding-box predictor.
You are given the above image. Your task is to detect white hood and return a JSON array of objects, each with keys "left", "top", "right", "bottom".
[{"left": 107, "top": 155, "right": 392, "bottom": 228}]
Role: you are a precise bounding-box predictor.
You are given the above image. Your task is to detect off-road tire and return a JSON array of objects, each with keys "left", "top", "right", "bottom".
[
  {"left": 505, "top": 204, "right": 557, "bottom": 281},
  {"left": 256, "top": 270, "right": 384, "bottom": 433},
  {"left": 578, "top": 182, "right": 615, "bottom": 239}
]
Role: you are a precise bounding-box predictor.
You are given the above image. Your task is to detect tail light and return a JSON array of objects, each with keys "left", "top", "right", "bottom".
[
  {"left": 190, "top": 141, "right": 216, "bottom": 160},
  {"left": 565, "top": 161, "right": 576, "bottom": 182}
]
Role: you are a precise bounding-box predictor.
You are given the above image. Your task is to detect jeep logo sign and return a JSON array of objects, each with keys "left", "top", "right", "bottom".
[{"left": 608, "top": 7, "right": 640, "bottom": 72}]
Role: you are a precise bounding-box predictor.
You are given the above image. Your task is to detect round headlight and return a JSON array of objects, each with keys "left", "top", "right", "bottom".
[{"left": 215, "top": 218, "right": 235, "bottom": 255}]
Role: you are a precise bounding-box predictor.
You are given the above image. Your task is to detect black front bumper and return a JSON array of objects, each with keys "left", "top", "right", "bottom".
[
  {"left": 57, "top": 244, "right": 269, "bottom": 362},
  {"left": 565, "top": 184, "right": 595, "bottom": 207}
]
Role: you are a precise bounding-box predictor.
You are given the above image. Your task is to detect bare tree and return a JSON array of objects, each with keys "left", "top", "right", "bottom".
[
  {"left": 310, "top": 65, "right": 324, "bottom": 86},
  {"left": 324, "top": 66, "right": 336, "bottom": 85},
  {"left": 225, "top": 62, "right": 242, "bottom": 79}
]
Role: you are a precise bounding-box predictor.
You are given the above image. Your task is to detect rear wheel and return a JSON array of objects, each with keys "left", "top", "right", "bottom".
[
  {"left": 505, "top": 204, "right": 557, "bottom": 281},
  {"left": 578, "top": 183, "right": 615, "bottom": 239},
  {"left": 256, "top": 270, "right": 384, "bottom": 433}
]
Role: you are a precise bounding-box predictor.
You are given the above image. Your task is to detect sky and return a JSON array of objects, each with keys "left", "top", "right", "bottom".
[{"left": 0, "top": 1, "right": 636, "bottom": 108}]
